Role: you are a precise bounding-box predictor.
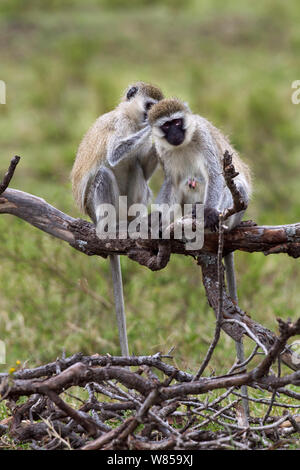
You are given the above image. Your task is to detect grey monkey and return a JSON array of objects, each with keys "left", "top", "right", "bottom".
[
  {"left": 148, "top": 98, "right": 252, "bottom": 403},
  {"left": 71, "top": 82, "right": 164, "bottom": 356}
]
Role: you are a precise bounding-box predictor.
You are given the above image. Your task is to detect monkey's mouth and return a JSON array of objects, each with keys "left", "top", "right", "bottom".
[{"left": 166, "top": 132, "right": 185, "bottom": 146}]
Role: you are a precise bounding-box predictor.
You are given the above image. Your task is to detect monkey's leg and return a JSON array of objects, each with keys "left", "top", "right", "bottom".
[
  {"left": 108, "top": 126, "right": 151, "bottom": 168},
  {"left": 140, "top": 147, "right": 158, "bottom": 182},
  {"left": 89, "top": 167, "right": 130, "bottom": 356},
  {"left": 127, "top": 162, "right": 151, "bottom": 207}
]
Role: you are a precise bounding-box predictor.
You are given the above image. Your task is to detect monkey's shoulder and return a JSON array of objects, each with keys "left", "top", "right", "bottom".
[{"left": 91, "top": 110, "right": 118, "bottom": 134}]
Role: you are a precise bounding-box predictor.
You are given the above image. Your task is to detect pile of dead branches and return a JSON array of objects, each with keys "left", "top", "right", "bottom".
[{"left": 0, "top": 318, "right": 299, "bottom": 450}]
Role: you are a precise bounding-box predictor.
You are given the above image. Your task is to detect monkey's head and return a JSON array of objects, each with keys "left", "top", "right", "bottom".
[
  {"left": 122, "top": 82, "right": 164, "bottom": 124},
  {"left": 148, "top": 98, "right": 195, "bottom": 148}
]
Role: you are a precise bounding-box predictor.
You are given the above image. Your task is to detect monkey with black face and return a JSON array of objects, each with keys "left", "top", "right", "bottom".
[
  {"left": 148, "top": 98, "right": 251, "bottom": 236},
  {"left": 71, "top": 82, "right": 164, "bottom": 356},
  {"left": 148, "top": 99, "right": 252, "bottom": 402}
]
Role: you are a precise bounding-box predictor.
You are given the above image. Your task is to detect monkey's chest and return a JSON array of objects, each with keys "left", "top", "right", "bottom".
[
  {"left": 172, "top": 165, "right": 206, "bottom": 205},
  {"left": 181, "top": 174, "right": 206, "bottom": 205}
]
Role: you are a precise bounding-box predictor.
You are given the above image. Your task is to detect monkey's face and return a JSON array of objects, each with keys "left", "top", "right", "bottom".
[
  {"left": 134, "top": 94, "right": 160, "bottom": 123},
  {"left": 148, "top": 99, "right": 194, "bottom": 149},
  {"left": 124, "top": 83, "right": 164, "bottom": 125},
  {"left": 160, "top": 118, "right": 185, "bottom": 146},
  {"left": 151, "top": 113, "right": 188, "bottom": 149}
]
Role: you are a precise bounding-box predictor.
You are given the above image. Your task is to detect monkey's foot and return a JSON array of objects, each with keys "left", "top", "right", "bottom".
[
  {"left": 128, "top": 242, "right": 171, "bottom": 271},
  {"left": 204, "top": 206, "right": 220, "bottom": 232}
]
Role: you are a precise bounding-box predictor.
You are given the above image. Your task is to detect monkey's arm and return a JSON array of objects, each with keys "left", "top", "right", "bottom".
[
  {"left": 140, "top": 147, "right": 158, "bottom": 181},
  {"left": 107, "top": 126, "right": 151, "bottom": 167},
  {"left": 155, "top": 176, "right": 178, "bottom": 206}
]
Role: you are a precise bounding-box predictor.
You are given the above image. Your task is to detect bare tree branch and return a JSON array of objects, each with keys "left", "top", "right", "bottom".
[
  {"left": 0, "top": 156, "right": 20, "bottom": 195},
  {"left": 0, "top": 157, "right": 299, "bottom": 374},
  {"left": 1, "top": 186, "right": 300, "bottom": 259},
  {"left": 0, "top": 318, "right": 299, "bottom": 450},
  {"left": 1, "top": 156, "right": 300, "bottom": 450}
]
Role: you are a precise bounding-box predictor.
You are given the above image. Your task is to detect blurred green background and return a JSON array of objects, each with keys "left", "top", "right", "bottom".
[{"left": 0, "top": 0, "right": 300, "bottom": 376}]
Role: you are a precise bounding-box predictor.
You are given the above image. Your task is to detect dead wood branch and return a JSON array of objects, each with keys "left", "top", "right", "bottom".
[
  {"left": 0, "top": 156, "right": 299, "bottom": 374},
  {"left": 1, "top": 319, "right": 299, "bottom": 450},
  {"left": 0, "top": 155, "right": 20, "bottom": 195},
  {"left": 1, "top": 155, "right": 300, "bottom": 449},
  {"left": 222, "top": 150, "right": 248, "bottom": 220},
  {"left": 1, "top": 187, "right": 300, "bottom": 260}
]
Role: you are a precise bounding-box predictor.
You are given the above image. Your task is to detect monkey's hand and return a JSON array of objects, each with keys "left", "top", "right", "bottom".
[{"left": 204, "top": 206, "right": 220, "bottom": 232}]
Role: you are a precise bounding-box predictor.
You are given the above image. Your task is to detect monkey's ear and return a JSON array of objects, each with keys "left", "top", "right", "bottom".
[
  {"left": 183, "top": 101, "right": 192, "bottom": 112},
  {"left": 126, "top": 86, "right": 138, "bottom": 100}
]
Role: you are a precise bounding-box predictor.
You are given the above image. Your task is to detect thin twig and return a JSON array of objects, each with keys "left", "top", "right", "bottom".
[{"left": 0, "top": 156, "right": 20, "bottom": 195}]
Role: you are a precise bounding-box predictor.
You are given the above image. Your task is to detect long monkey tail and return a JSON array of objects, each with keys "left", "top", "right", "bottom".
[
  {"left": 109, "top": 254, "right": 129, "bottom": 356},
  {"left": 224, "top": 252, "right": 237, "bottom": 302},
  {"left": 224, "top": 252, "right": 250, "bottom": 419}
]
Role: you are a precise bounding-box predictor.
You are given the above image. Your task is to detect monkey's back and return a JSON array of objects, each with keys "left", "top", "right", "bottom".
[
  {"left": 205, "top": 118, "right": 252, "bottom": 196},
  {"left": 71, "top": 111, "right": 117, "bottom": 212}
]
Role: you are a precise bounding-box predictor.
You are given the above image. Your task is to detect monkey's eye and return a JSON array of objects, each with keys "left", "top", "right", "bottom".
[
  {"left": 145, "top": 101, "right": 154, "bottom": 111},
  {"left": 126, "top": 86, "right": 138, "bottom": 100},
  {"left": 161, "top": 122, "right": 171, "bottom": 133},
  {"left": 174, "top": 119, "right": 183, "bottom": 127}
]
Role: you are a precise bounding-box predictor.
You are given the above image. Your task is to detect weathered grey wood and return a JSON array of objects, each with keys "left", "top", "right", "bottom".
[
  {"left": 1, "top": 187, "right": 300, "bottom": 371},
  {"left": 1, "top": 188, "right": 300, "bottom": 260}
]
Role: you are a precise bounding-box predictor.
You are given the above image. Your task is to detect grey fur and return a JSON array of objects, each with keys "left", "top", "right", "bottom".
[
  {"left": 107, "top": 126, "right": 151, "bottom": 167},
  {"left": 109, "top": 254, "right": 129, "bottom": 356},
  {"left": 84, "top": 100, "right": 160, "bottom": 357},
  {"left": 151, "top": 104, "right": 251, "bottom": 418}
]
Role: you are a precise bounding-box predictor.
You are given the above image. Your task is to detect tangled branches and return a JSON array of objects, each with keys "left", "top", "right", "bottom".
[
  {"left": 0, "top": 155, "right": 299, "bottom": 450},
  {"left": 0, "top": 320, "right": 299, "bottom": 450}
]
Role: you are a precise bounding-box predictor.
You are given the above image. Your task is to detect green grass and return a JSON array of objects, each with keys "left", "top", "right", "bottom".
[{"left": 0, "top": 0, "right": 299, "bottom": 395}]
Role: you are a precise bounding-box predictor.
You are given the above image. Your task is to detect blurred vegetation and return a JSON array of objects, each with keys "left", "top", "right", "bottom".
[{"left": 0, "top": 0, "right": 300, "bottom": 385}]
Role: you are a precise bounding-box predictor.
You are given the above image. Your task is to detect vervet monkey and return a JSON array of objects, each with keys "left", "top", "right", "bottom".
[
  {"left": 71, "top": 82, "right": 164, "bottom": 356},
  {"left": 148, "top": 98, "right": 252, "bottom": 390}
]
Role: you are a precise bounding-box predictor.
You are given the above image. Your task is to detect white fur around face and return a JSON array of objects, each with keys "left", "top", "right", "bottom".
[
  {"left": 136, "top": 94, "right": 157, "bottom": 113},
  {"left": 152, "top": 112, "right": 209, "bottom": 205},
  {"left": 154, "top": 111, "right": 186, "bottom": 128},
  {"left": 152, "top": 112, "right": 197, "bottom": 150},
  {"left": 120, "top": 94, "right": 159, "bottom": 127}
]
